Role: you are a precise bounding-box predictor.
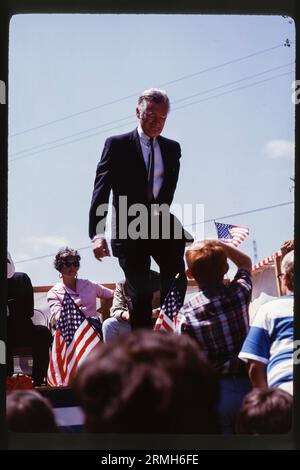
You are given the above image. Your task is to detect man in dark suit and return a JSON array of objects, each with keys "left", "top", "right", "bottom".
[{"left": 89, "top": 89, "right": 190, "bottom": 328}]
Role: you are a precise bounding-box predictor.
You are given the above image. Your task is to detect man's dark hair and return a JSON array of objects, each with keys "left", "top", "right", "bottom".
[
  {"left": 73, "top": 330, "right": 220, "bottom": 433},
  {"left": 236, "top": 388, "right": 293, "bottom": 434}
]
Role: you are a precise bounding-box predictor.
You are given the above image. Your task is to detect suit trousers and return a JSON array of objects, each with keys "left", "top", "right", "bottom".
[
  {"left": 7, "top": 272, "right": 53, "bottom": 385},
  {"left": 6, "top": 320, "right": 53, "bottom": 385},
  {"left": 118, "top": 237, "right": 187, "bottom": 329}
]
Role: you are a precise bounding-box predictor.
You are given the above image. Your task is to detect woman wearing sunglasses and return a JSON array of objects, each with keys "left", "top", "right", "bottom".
[{"left": 47, "top": 247, "right": 114, "bottom": 337}]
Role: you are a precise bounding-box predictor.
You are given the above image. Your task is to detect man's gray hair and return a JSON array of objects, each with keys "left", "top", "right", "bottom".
[
  {"left": 281, "top": 250, "right": 294, "bottom": 289},
  {"left": 137, "top": 88, "right": 170, "bottom": 113}
]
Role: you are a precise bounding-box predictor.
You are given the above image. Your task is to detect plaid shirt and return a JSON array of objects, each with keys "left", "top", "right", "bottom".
[{"left": 178, "top": 269, "right": 252, "bottom": 375}]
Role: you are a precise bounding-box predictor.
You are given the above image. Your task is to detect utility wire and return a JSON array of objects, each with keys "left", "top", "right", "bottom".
[
  {"left": 14, "top": 201, "right": 294, "bottom": 264},
  {"left": 10, "top": 69, "right": 294, "bottom": 163},
  {"left": 172, "top": 70, "right": 293, "bottom": 112},
  {"left": 185, "top": 201, "right": 294, "bottom": 227},
  {"left": 10, "top": 61, "right": 294, "bottom": 158},
  {"left": 10, "top": 119, "right": 137, "bottom": 162},
  {"left": 9, "top": 41, "right": 294, "bottom": 138},
  {"left": 172, "top": 62, "right": 294, "bottom": 105},
  {"left": 10, "top": 114, "right": 136, "bottom": 157}
]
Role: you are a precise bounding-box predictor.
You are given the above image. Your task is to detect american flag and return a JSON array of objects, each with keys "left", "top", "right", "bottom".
[
  {"left": 252, "top": 250, "right": 281, "bottom": 271},
  {"left": 154, "top": 278, "right": 184, "bottom": 333},
  {"left": 47, "top": 292, "right": 101, "bottom": 387},
  {"left": 215, "top": 222, "right": 249, "bottom": 247}
]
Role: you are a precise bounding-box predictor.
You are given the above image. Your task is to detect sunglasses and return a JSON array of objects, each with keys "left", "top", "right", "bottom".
[{"left": 62, "top": 260, "right": 80, "bottom": 268}]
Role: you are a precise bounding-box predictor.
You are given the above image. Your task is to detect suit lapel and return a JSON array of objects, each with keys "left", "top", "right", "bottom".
[
  {"left": 156, "top": 136, "right": 170, "bottom": 200},
  {"left": 157, "top": 136, "right": 169, "bottom": 172},
  {"left": 132, "top": 128, "right": 148, "bottom": 181}
]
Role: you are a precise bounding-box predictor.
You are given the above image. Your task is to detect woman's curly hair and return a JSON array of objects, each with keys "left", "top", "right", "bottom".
[{"left": 54, "top": 247, "right": 81, "bottom": 272}]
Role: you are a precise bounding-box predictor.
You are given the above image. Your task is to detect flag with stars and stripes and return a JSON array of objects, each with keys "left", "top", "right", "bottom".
[
  {"left": 154, "top": 276, "right": 184, "bottom": 333},
  {"left": 47, "top": 292, "right": 101, "bottom": 387},
  {"left": 215, "top": 222, "right": 249, "bottom": 247}
]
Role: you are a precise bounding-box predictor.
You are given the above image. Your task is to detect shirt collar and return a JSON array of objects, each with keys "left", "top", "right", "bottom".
[{"left": 137, "top": 124, "right": 156, "bottom": 146}]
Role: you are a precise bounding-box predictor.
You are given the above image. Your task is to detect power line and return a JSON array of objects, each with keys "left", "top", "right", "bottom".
[
  {"left": 10, "top": 61, "right": 294, "bottom": 158},
  {"left": 14, "top": 201, "right": 294, "bottom": 264},
  {"left": 10, "top": 118, "right": 138, "bottom": 162},
  {"left": 10, "top": 69, "right": 294, "bottom": 163},
  {"left": 172, "top": 70, "right": 293, "bottom": 113},
  {"left": 9, "top": 41, "right": 294, "bottom": 138},
  {"left": 10, "top": 115, "right": 135, "bottom": 157},
  {"left": 185, "top": 201, "right": 294, "bottom": 227},
  {"left": 172, "top": 62, "right": 294, "bottom": 105}
]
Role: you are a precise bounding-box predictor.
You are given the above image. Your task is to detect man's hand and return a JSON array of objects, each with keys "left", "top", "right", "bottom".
[
  {"left": 152, "top": 308, "right": 160, "bottom": 320},
  {"left": 281, "top": 239, "right": 294, "bottom": 257},
  {"left": 93, "top": 238, "right": 110, "bottom": 261},
  {"left": 120, "top": 310, "right": 130, "bottom": 322}
]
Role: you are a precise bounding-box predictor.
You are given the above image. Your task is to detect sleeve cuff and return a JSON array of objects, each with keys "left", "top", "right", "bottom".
[{"left": 92, "top": 234, "right": 105, "bottom": 242}]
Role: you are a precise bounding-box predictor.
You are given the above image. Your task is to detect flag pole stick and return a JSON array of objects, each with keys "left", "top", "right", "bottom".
[{"left": 274, "top": 254, "right": 283, "bottom": 296}]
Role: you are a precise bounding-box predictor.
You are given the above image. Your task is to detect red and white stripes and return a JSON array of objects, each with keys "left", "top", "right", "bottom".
[{"left": 252, "top": 250, "right": 281, "bottom": 271}]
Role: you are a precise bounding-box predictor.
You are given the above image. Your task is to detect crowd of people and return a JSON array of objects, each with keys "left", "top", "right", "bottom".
[
  {"left": 6, "top": 88, "right": 294, "bottom": 435},
  {"left": 6, "top": 237, "right": 294, "bottom": 435}
]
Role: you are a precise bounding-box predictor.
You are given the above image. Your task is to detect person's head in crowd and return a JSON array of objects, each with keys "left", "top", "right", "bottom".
[
  {"left": 73, "top": 330, "right": 220, "bottom": 433},
  {"left": 280, "top": 250, "right": 294, "bottom": 294},
  {"left": 54, "top": 246, "right": 81, "bottom": 282},
  {"left": 186, "top": 240, "right": 229, "bottom": 289},
  {"left": 6, "top": 390, "right": 58, "bottom": 432},
  {"left": 236, "top": 388, "right": 293, "bottom": 434}
]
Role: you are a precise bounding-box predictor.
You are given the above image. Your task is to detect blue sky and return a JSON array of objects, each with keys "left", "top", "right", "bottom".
[{"left": 8, "top": 14, "right": 295, "bottom": 286}]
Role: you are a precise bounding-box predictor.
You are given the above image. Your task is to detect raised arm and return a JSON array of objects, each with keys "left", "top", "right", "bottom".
[
  {"left": 280, "top": 239, "right": 294, "bottom": 257},
  {"left": 217, "top": 241, "right": 252, "bottom": 272},
  {"left": 248, "top": 360, "right": 268, "bottom": 389}
]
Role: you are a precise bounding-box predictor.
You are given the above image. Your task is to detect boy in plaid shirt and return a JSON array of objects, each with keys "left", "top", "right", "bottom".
[{"left": 177, "top": 240, "right": 252, "bottom": 433}]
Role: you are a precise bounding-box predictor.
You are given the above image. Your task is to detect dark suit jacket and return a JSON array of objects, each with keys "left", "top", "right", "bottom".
[
  {"left": 89, "top": 128, "right": 182, "bottom": 256},
  {"left": 7, "top": 272, "right": 34, "bottom": 337}
]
